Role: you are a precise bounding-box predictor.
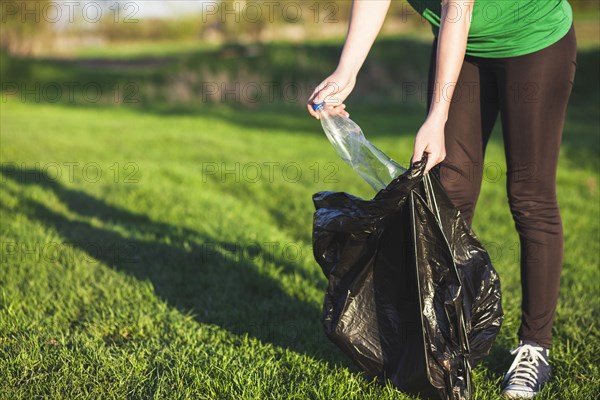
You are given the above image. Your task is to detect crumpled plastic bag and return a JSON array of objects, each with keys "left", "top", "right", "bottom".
[{"left": 312, "top": 156, "right": 503, "bottom": 400}]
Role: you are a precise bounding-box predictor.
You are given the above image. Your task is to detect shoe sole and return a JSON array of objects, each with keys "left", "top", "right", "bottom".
[{"left": 501, "top": 390, "right": 537, "bottom": 399}]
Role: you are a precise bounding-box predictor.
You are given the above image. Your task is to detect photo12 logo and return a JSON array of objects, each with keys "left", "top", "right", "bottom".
[
  {"left": 1, "top": 162, "right": 141, "bottom": 184},
  {"left": 201, "top": 161, "right": 339, "bottom": 184},
  {"left": 0, "top": 1, "right": 140, "bottom": 24},
  {"left": 200, "top": 240, "right": 304, "bottom": 264},
  {"left": 1, "top": 82, "right": 140, "bottom": 104},
  {"left": 0, "top": 240, "right": 139, "bottom": 265},
  {"left": 200, "top": 1, "right": 339, "bottom": 24}
]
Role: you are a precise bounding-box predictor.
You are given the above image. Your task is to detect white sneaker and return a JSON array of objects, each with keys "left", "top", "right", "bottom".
[{"left": 501, "top": 342, "right": 551, "bottom": 398}]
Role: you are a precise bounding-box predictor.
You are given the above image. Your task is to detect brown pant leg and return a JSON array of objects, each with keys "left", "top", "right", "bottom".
[
  {"left": 497, "top": 26, "right": 577, "bottom": 348},
  {"left": 426, "top": 39, "right": 500, "bottom": 227}
]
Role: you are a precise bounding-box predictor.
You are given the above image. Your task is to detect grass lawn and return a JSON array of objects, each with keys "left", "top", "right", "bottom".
[{"left": 1, "top": 39, "right": 599, "bottom": 398}]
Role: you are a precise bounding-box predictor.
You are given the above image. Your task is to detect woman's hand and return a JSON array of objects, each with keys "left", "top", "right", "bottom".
[
  {"left": 412, "top": 115, "right": 447, "bottom": 173},
  {"left": 307, "top": 69, "right": 356, "bottom": 119}
]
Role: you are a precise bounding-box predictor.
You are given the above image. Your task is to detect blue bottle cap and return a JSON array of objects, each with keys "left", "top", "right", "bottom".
[{"left": 312, "top": 102, "right": 326, "bottom": 111}]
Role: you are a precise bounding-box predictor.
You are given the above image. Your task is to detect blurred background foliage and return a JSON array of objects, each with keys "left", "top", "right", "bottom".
[
  {"left": 0, "top": 0, "right": 415, "bottom": 55},
  {"left": 1, "top": 0, "right": 598, "bottom": 56},
  {"left": 0, "top": 0, "right": 598, "bottom": 109}
]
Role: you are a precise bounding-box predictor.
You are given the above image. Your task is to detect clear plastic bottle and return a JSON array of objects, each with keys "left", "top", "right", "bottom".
[{"left": 313, "top": 102, "right": 406, "bottom": 192}]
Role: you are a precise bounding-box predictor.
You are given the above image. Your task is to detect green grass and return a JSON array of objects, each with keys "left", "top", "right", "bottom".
[{"left": 1, "top": 37, "right": 599, "bottom": 398}]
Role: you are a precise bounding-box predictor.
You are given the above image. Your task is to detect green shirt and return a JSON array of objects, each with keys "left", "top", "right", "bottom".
[{"left": 407, "top": 0, "right": 573, "bottom": 58}]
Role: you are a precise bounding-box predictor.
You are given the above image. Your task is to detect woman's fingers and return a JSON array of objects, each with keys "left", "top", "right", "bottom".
[
  {"left": 420, "top": 151, "right": 445, "bottom": 173},
  {"left": 307, "top": 103, "right": 320, "bottom": 119},
  {"left": 412, "top": 143, "right": 426, "bottom": 164},
  {"left": 425, "top": 153, "right": 438, "bottom": 173},
  {"left": 308, "top": 103, "right": 349, "bottom": 120},
  {"left": 332, "top": 104, "right": 348, "bottom": 117},
  {"left": 412, "top": 147, "right": 445, "bottom": 172},
  {"left": 308, "top": 77, "right": 351, "bottom": 118},
  {"left": 308, "top": 70, "right": 356, "bottom": 119},
  {"left": 307, "top": 83, "right": 337, "bottom": 119},
  {"left": 313, "top": 81, "right": 341, "bottom": 105}
]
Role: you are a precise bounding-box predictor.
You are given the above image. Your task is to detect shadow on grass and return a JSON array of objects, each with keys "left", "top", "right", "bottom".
[
  {"left": 0, "top": 164, "right": 352, "bottom": 368},
  {"left": 479, "top": 342, "right": 513, "bottom": 378}
]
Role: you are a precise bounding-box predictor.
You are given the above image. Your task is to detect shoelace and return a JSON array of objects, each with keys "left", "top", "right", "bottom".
[{"left": 504, "top": 344, "right": 549, "bottom": 388}]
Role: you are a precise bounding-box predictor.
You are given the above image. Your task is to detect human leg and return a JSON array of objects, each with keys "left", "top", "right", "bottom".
[
  {"left": 498, "top": 24, "right": 577, "bottom": 399},
  {"left": 426, "top": 39, "right": 500, "bottom": 227},
  {"left": 497, "top": 25, "right": 577, "bottom": 349}
]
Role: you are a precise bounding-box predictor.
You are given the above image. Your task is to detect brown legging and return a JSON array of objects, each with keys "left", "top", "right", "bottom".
[{"left": 426, "top": 25, "right": 577, "bottom": 348}]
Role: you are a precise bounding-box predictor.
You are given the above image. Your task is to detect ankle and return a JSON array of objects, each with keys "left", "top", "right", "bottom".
[{"left": 519, "top": 339, "right": 550, "bottom": 353}]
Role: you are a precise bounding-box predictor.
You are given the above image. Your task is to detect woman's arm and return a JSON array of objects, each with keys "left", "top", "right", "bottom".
[
  {"left": 413, "top": 0, "right": 474, "bottom": 172},
  {"left": 307, "top": 0, "right": 391, "bottom": 118},
  {"left": 337, "top": 0, "right": 391, "bottom": 78}
]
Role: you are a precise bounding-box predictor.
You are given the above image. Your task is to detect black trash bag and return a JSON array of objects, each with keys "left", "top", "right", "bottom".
[{"left": 312, "top": 156, "right": 503, "bottom": 400}]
